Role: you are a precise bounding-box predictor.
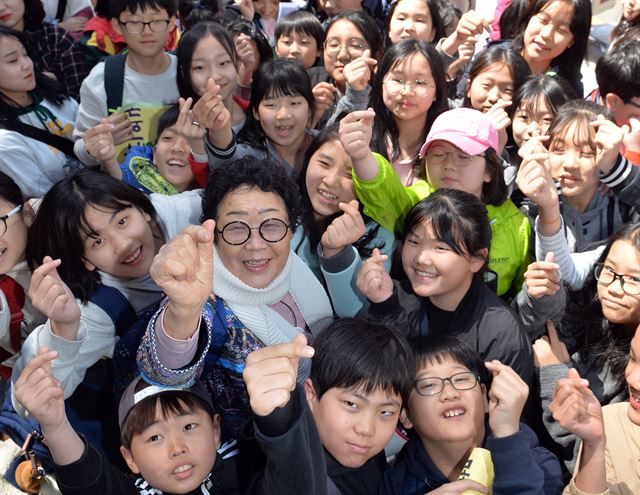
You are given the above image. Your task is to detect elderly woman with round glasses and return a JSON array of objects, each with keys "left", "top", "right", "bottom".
[{"left": 135, "top": 156, "right": 333, "bottom": 435}]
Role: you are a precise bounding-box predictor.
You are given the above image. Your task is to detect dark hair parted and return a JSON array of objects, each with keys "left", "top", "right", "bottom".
[
  {"left": 384, "top": 0, "right": 446, "bottom": 46},
  {"left": 120, "top": 383, "right": 215, "bottom": 449},
  {"left": 0, "top": 171, "right": 22, "bottom": 206},
  {"left": 511, "top": 73, "right": 576, "bottom": 120},
  {"left": 177, "top": 21, "right": 237, "bottom": 101},
  {"left": 564, "top": 223, "right": 640, "bottom": 398},
  {"left": 310, "top": 317, "right": 415, "bottom": 405},
  {"left": 409, "top": 333, "right": 490, "bottom": 388},
  {"left": 202, "top": 156, "right": 303, "bottom": 230},
  {"left": 26, "top": 170, "right": 156, "bottom": 302},
  {"left": 237, "top": 59, "right": 314, "bottom": 153},
  {"left": 512, "top": 0, "right": 591, "bottom": 95},
  {"left": 178, "top": 0, "right": 220, "bottom": 30},
  {"left": 0, "top": 27, "right": 64, "bottom": 112},
  {"left": 275, "top": 10, "right": 324, "bottom": 50},
  {"left": 596, "top": 40, "right": 640, "bottom": 103},
  {"left": 325, "top": 10, "right": 384, "bottom": 60},
  {"left": 108, "top": 0, "right": 178, "bottom": 20},
  {"left": 369, "top": 39, "right": 449, "bottom": 167},
  {"left": 463, "top": 46, "right": 531, "bottom": 115},
  {"left": 403, "top": 189, "right": 492, "bottom": 266}
]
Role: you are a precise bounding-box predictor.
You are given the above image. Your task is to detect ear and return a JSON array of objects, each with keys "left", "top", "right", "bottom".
[
  {"left": 253, "top": 107, "right": 260, "bottom": 122},
  {"left": 604, "top": 92, "right": 624, "bottom": 113},
  {"left": 464, "top": 78, "right": 471, "bottom": 99},
  {"left": 120, "top": 446, "right": 141, "bottom": 474},
  {"left": 168, "top": 15, "right": 177, "bottom": 32},
  {"left": 212, "top": 414, "right": 222, "bottom": 449},
  {"left": 481, "top": 383, "right": 489, "bottom": 414},
  {"left": 142, "top": 210, "right": 151, "bottom": 223},
  {"left": 83, "top": 259, "right": 96, "bottom": 271},
  {"left": 469, "top": 248, "right": 488, "bottom": 274},
  {"left": 21, "top": 202, "right": 36, "bottom": 228},
  {"left": 399, "top": 408, "right": 414, "bottom": 430},
  {"left": 303, "top": 377, "right": 317, "bottom": 412}
]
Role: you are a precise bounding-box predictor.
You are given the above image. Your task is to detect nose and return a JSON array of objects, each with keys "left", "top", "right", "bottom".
[
  {"left": 487, "top": 86, "right": 500, "bottom": 104},
  {"left": 289, "top": 42, "right": 301, "bottom": 54},
  {"left": 539, "top": 23, "right": 554, "bottom": 40},
  {"left": 245, "top": 227, "right": 268, "bottom": 250},
  {"left": 439, "top": 379, "right": 461, "bottom": 401},
  {"left": 353, "top": 412, "right": 375, "bottom": 438},
  {"left": 322, "top": 168, "right": 339, "bottom": 187},
  {"left": 167, "top": 436, "right": 187, "bottom": 458},
  {"left": 415, "top": 246, "right": 433, "bottom": 266},
  {"left": 172, "top": 136, "right": 189, "bottom": 154},
  {"left": 607, "top": 276, "right": 626, "bottom": 297},
  {"left": 276, "top": 105, "right": 292, "bottom": 119},
  {"left": 404, "top": 19, "right": 415, "bottom": 32}
]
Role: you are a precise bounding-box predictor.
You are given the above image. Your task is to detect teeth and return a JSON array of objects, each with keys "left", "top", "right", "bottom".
[
  {"left": 443, "top": 409, "right": 465, "bottom": 418},
  {"left": 318, "top": 189, "right": 337, "bottom": 200},
  {"left": 244, "top": 259, "right": 268, "bottom": 266},
  {"left": 415, "top": 270, "right": 436, "bottom": 278},
  {"left": 123, "top": 247, "right": 141, "bottom": 264},
  {"left": 167, "top": 160, "right": 186, "bottom": 167},
  {"left": 173, "top": 464, "right": 192, "bottom": 474}
]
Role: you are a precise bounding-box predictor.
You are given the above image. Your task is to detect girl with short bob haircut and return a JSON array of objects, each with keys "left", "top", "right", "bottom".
[
  {"left": 274, "top": 10, "right": 324, "bottom": 70},
  {"left": 511, "top": 0, "right": 592, "bottom": 96},
  {"left": 368, "top": 39, "right": 449, "bottom": 186},
  {"left": 206, "top": 58, "right": 316, "bottom": 176},
  {"left": 384, "top": 0, "right": 446, "bottom": 46}
]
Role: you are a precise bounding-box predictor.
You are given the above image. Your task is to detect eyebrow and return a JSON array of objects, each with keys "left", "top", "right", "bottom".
[
  {"left": 317, "top": 152, "right": 334, "bottom": 162},
  {"left": 2, "top": 49, "right": 18, "bottom": 58},
  {"left": 81, "top": 210, "right": 120, "bottom": 241},
  {"left": 224, "top": 208, "right": 280, "bottom": 216},
  {"left": 349, "top": 391, "right": 401, "bottom": 408}
]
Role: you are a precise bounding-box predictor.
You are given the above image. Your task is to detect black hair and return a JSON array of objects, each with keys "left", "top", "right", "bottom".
[
  {"left": 595, "top": 40, "right": 640, "bottom": 103},
  {"left": 93, "top": 0, "right": 111, "bottom": 18},
  {"left": 403, "top": 189, "right": 492, "bottom": 268},
  {"left": 21, "top": 0, "right": 46, "bottom": 30},
  {"left": 0, "top": 171, "right": 22, "bottom": 206},
  {"left": 611, "top": 7, "right": 640, "bottom": 47},
  {"left": 202, "top": 156, "right": 303, "bottom": 230},
  {"left": 237, "top": 58, "right": 314, "bottom": 154},
  {"left": 121, "top": 382, "right": 216, "bottom": 449},
  {"left": 409, "top": 333, "right": 490, "bottom": 388},
  {"left": 295, "top": 123, "right": 383, "bottom": 257},
  {"left": 177, "top": 21, "right": 238, "bottom": 101},
  {"left": 564, "top": 223, "right": 640, "bottom": 398},
  {"left": 324, "top": 10, "right": 384, "bottom": 60},
  {"left": 108, "top": 0, "right": 178, "bottom": 20},
  {"left": 155, "top": 104, "right": 181, "bottom": 138},
  {"left": 310, "top": 317, "right": 416, "bottom": 405},
  {"left": 369, "top": 39, "right": 449, "bottom": 169},
  {"left": 498, "top": 0, "right": 529, "bottom": 40},
  {"left": 26, "top": 170, "right": 157, "bottom": 302},
  {"left": 178, "top": 0, "right": 220, "bottom": 30},
  {"left": 224, "top": 18, "right": 273, "bottom": 67},
  {"left": 463, "top": 46, "right": 531, "bottom": 116},
  {"left": 547, "top": 99, "right": 613, "bottom": 153},
  {"left": 275, "top": 10, "right": 324, "bottom": 51},
  {"left": 512, "top": 0, "right": 591, "bottom": 95},
  {"left": 0, "top": 26, "right": 65, "bottom": 116},
  {"left": 434, "top": 0, "right": 461, "bottom": 37},
  {"left": 511, "top": 73, "right": 576, "bottom": 121},
  {"left": 384, "top": 0, "right": 446, "bottom": 47}
]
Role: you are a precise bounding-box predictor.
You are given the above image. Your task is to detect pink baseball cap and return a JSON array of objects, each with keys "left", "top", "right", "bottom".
[{"left": 419, "top": 108, "right": 500, "bottom": 158}]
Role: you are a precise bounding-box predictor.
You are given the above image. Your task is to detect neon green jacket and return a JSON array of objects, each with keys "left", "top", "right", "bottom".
[{"left": 354, "top": 153, "right": 530, "bottom": 298}]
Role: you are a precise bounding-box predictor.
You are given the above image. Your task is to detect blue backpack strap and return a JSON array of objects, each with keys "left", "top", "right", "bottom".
[
  {"left": 89, "top": 284, "right": 136, "bottom": 336},
  {"left": 104, "top": 53, "right": 127, "bottom": 115}
]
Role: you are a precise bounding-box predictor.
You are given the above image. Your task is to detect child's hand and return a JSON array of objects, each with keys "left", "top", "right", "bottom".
[
  {"left": 14, "top": 346, "right": 65, "bottom": 432},
  {"left": 234, "top": 0, "right": 255, "bottom": 21},
  {"left": 591, "top": 116, "right": 628, "bottom": 173},
  {"left": 192, "top": 79, "right": 231, "bottom": 133},
  {"left": 321, "top": 200, "right": 366, "bottom": 258},
  {"left": 243, "top": 334, "right": 315, "bottom": 417},
  {"left": 486, "top": 99, "right": 511, "bottom": 154},
  {"left": 426, "top": 480, "right": 488, "bottom": 494},
  {"left": 515, "top": 136, "right": 558, "bottom": 211},
  {"left": 84, "top": 119, "right": 117, "bottom": 162},
  {"left": 343, "top": 49, "right": 377, "bottom": 92},
  {"left": 150, "top": 220, "right": 215, "bottom": 313},
  {"left": 623, "top": 117, "right": 640, "bottom": 156},
  {"left": 28, "top": 257, "right": 81, "bottom": 339},
  {"left": 356, "top": 248, "right": 393, "bottom": 303},
  {"left": 533, "top": 320, "right": 570, "bottom": 367},
  {"left": 454, "top": 10, "right": 492, "bottom": 43},
  {"left": 485, "top": 360, "right": 529, "bottom": 438},
  {"left": 177, "top": 97, "right": 207, "bottom": 155},
  {"left": 339, "top": 109, "right": 375, "bottom": 161},
  {"left": 235, "top": 34, "right": 259, "bottom": 83},
  {"left": 549, "top": 368, "right": 604, "bottom": 443},
  {"left": 524, "top": 252, "right": 560, "bottom": 299},
  {"left": 105, "top": 112, "right": 133, "bottom": 146},
  {"left": 312, "top": 82, "right": 337, "bottom": 126}
]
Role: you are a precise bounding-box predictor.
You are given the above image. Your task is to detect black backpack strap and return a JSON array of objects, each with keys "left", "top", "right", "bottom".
[
  {"left": 104, "top": 53, "right": 127, "bottom": 115},
  {"left": 55, "top": 0, "right": 67, "bottom": 21},
  {"left": 7, "top": 119, "right": 77, "bottom": 159}
]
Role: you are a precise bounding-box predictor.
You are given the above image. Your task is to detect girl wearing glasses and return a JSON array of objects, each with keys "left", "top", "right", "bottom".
[
  {"left": 533, "top": 223, "right": 640, "bottom": 471},
  {"left": 136, "top": 157, "right": 333, "bottom": 436}
]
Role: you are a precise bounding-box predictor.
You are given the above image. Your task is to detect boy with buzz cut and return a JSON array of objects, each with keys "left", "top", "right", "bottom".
[
  {"left": 73, "top": 0, "right": 180, "bottom": 166},
  {"left": 380, "top": 334, "right": 563, "bottom": 495},
  {"left": 242, "top": 317, "right": 416, "bottom": 495}
]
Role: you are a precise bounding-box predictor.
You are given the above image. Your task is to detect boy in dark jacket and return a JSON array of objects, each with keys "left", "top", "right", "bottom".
[{"left": 381, "top": 334, "right": 564, "bottom": 495}]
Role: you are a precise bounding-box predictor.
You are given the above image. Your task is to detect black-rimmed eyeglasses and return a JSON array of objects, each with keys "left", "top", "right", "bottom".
[
  {"left": 0, "top": 205, "right": 22, "bottom": 237},
  {"left": 594, "top": 263, "right": 640, "bottom": 296},
  {"left": 216, "top": 218, "right": 290, "bottom": 246},
  {"left": 414, "top": 372, "right": 479, "bottom": 397}
]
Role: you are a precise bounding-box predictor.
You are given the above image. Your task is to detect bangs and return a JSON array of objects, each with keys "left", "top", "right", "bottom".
[
  {"left": 549, "top": 114, "right": 595, "bottom": 151},
  {"left": 407, "top": 207, "right": 469, "bottom": 257},
  {"left": 264, "top": 79, "right": 304, "bottom": 99},
  {"left": 78, "top": 201, "right": 132, "bottom": 240}
]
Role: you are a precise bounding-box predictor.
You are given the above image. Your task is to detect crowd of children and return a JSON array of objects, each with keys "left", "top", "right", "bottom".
[{"left": 0, "top": 0, "right": 639, "bottom": 493}]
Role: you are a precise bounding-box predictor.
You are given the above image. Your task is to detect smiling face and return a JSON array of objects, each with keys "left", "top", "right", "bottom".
[
  {"left": 401, "top": 219, "right": 485, "bottom": 311},
  {"left": 625, "top": 326, "right": 640, "bottom": 425},
  {"left": 596, "top": 240, "right": 640, "bottom": 325},
  {"left": 113, "top": 6, "right": 175, "bottom": 59},
  {"left": 548, "top": 119, "right": 599, "bottom": 211},
  {"left": 153, "top": 126, "right": 194, "bottom": 192},
  {"left": 304, "top": 139, "right": 355, "bottom": 218},
  {"left": 304, "top": 380, "right": 401, "bottom": 468},
  {"left": 254, "top": 0, "right": 279, "bottom": 20},
  {"left": 466, "top": 63, "right": 514, "bottom": 113},
  {"left": 255, "top": 92, "right": 310, "bottom": 153},
  {"left": 0, "top": 35, "right": 35, "bottom": 105},
  {"left": 388, "top": 0, "right": 435, "bottom": 44},
  {"left": 81, "top": 203, "right": 156, "bottom": 280},
  {"left": 276, "top": 31, "right": 319, "bottom": 69},
  {"left": 522, "top": 0, "right": 575, "bottom": 73},
  {"left": 214, "top": 186, "right": 292, "bottom": 289},
  {"left": 0, "top": 198, "right": 27, "bottom": 274},
  {"left": 511, "top": 94, "right": 555, "bottom": 147},
  {"left": 0, "top": 0, "right": 25, "bottom": 30},
  {"left": 403, "top": 355, "right": 487, "bottom": 450},
  {"left": 121, "top": 402, "right": 220, "bottom": 494},
  {"left": 189, "top": 34, "right": 238, "bottom": 101},
  {"left": 382, "top": 52, "right": 437, "bottom": 124}
]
